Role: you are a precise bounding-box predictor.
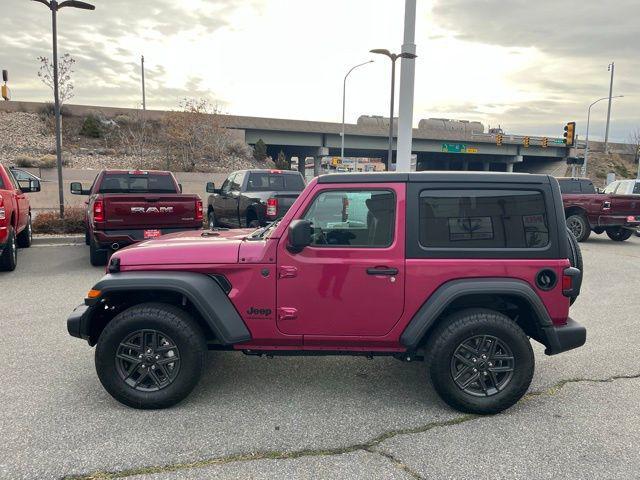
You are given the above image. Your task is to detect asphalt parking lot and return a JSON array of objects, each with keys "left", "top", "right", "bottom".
[{"left": 1, "top": 236, "right": 640, "bottom": 480}]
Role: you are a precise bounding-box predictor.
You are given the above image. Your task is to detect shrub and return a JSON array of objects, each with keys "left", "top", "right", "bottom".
[
  {"left": 80, "top": 114, "right": 103, "bottom": 138},
  {"left": 253, "top": 139, "right": 268, "bottom": 161},
  {"left": 38, "top": 154, "right": 58, "bottom": 168},
  {"left": 14, "top": 155, "right": 39, "bottom": 168},
  {"left": 225, "top": 141, "right": 252, "bottom": 159},
  {"left": 32, "top": 207, "right": 85, "bottom": 234}
]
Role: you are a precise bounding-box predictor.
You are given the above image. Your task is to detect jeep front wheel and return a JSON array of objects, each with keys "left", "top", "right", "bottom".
[
  {"left": 95, "top": 302, "right": 206, "bottom": 409},
  {"left": 566, "top": 214, "right": 590, "bottom": 242},
  {"left": 425, "top": 308, "right": 534, "bottom": 415}
]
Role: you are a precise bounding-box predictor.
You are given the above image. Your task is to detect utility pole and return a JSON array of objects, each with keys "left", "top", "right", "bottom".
[
  {"left": 141, "top": 55, "right": 146, "bottom": 111},
  {"left": 396, "top": 0, "right": 417, "bottom": 172},
  {"left": 604, "top": 62, "right": 615, "bottom": 153}
]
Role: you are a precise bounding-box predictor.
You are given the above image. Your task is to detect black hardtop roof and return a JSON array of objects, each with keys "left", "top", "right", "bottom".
[{"left": 317, "top": 171, "right": 552, "bottom": 185}]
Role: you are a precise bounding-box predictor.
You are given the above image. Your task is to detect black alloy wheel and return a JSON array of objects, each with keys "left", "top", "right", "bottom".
[
  {"left": 450, "top": 335, "right": 514, "bottom": 397},
  {"left": 115, "top": 329, "right": 181, "bottom": 392}
]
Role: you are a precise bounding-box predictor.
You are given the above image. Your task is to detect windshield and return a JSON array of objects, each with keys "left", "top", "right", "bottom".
[{"left": 99, "top": 173, "right": 177, "bottom": 194}]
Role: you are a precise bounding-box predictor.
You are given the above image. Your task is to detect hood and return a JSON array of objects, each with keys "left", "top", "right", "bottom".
[{"left": 113, "top": 228, "right": 255, "bottom": 266}]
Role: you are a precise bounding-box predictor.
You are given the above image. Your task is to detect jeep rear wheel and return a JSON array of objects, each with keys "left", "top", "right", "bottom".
[
  {"left": 566, "top": 214, "right": 590, "bottom": 242},
  {"left": 605, "top": 227, "right": 633, "bottom": 242},
  {"left": 425, "top": 308, "right": 534, "bottom": 415},
  {"left": 95, "top": 302, "right": 206, "bottom": 409}
]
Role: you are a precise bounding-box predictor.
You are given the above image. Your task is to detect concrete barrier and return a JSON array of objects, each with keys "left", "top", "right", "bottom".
[{"left": 18, "top": 168, "right": 229, "bottom": 211}]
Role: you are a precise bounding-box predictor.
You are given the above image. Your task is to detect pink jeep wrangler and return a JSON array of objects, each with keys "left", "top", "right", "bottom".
[{"left": 68, "top": 172, "right": 585, "bottom": 414}]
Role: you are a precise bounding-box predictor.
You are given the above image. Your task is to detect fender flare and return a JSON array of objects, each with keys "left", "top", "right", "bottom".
[
  {"left": 400, "top": 278, "right": 552, "bottom": 350},
  {"left": 89, "top": 271, "right": 251, "bottom": 344}
]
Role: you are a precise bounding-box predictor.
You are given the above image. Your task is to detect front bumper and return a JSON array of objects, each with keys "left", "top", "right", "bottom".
[
  {"left": 541, "top": 317, "right": 586, "bottom": 355},
  {"left": 67, "top": 303, "right": 95, "bottom": 342}
]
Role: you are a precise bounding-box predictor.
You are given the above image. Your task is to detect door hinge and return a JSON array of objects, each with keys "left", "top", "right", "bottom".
[
  {"left": 279, "top": 266, "right": 298, "bottom": 278},
  {"left": 277, "top": 307, "right": 298, "bottom": 321}
]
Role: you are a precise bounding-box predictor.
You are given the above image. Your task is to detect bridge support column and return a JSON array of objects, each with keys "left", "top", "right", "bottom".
[
  {"left": 506, "top": 155, "right": 523, "bottom": 173},
  {"left": 483, "top": 161, "right": 491, "bottom": 171},
  {"left": 462, "top": 159, "right": 469, "bottom": 171}
]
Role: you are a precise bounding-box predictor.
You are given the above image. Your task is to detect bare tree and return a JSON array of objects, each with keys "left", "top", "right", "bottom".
[
  {"left": 159, "top": 98, "right": 232, "bottom": 171},
  {"left": 37, "top": 53, "right": 76, "bottom": 104},
  {"left": 628, "top": 128, "right": 640, "bottom": 165}
]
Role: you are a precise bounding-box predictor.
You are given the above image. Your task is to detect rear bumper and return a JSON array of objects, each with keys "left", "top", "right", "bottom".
[
  {"left": 541, "top": 317, "right": 586, "bottom": 355},
  {"left": 67, "top": 303, "right": 94, "bottom": 342},
  {"left": 595, "top": 215, "right": 640, "bottom": 228},
  {"left": 93, "top": 226, "right": 201, "bottom": 248}
]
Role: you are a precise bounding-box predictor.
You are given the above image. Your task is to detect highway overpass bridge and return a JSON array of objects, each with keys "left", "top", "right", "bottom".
[{"left": 1, "top": 101, "right": 570, "bottom": 173}]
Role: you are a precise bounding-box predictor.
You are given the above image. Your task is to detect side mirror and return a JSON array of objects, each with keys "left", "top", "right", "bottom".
[
  {"left": 287, "top": 219, "right": 312, "bottom": 253},
  {"left": 178, "top": 183, "right": 183, "bottom": 193},
  {"left": 29, "top": 179, "right": 41, "bottom": 193},
  {"left": 206, "top": 182, "right": 219, "bottom": 194},
  {"left": 70, "top": 182, "right": 84, "bottom": 195}
]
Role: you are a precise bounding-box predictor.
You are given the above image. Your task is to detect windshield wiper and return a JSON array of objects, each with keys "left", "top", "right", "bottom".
[{"left": 250, "top": 219, "right": 281, "bottom": 239}]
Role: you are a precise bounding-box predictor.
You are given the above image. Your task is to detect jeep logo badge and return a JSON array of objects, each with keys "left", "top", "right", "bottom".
[
  {"left": 246, "top": 307, "right": 272, "bottom": 316},
  {"left": 131, "top": 206, "right": 174, "bottom": 213}
]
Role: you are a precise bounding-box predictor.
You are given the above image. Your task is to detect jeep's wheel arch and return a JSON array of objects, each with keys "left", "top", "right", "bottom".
[
  {"left": 401, "top": 278, "right": 553, "bottom": 351},
  {"left": 84, "top": 272, "right": 250, "bottom": 346}
]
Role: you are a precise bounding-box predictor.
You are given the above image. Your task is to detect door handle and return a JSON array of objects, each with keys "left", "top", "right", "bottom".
[{"left": 366, "top": 267, "right": 398, "bottom": 276}]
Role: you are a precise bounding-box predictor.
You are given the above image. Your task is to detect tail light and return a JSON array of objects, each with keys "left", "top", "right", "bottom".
[
  {"left": 266, "top": 198, "right": 278, "bottom": 218},
  {"left": 196, "top": 200, "right": 203, "bottom": 221},
  {"left": 93, "top": 200, "right": 105, "bottom": 222},
  {"left": 626, "top": 215, "right": 639, "bottom": 223},
  {"left": 0, "top": 194, "right": 5, "bottom": 221},
  {"left": 562, "top": 267, "right": 581, "bottom": 298}
]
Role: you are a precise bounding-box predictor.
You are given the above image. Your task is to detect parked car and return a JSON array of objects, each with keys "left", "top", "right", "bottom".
[
  {"left": 558, "top": 177, "right": 640, "bottom": 242},
  {"left": 0, "top": 164, "right": 40, "bottom": 271},
  {"left": 206, "top": 169, "right": 305, "bottom": 229},
  {"left": 68, "top": 172, "right": 585, "bottom": 414},
  {"left": 70, "top": 169, "right": 203, "bottom": 266}
]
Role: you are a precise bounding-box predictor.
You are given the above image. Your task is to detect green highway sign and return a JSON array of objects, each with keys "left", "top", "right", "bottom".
[{"left": 441, "top": 143, "right": 466, "bottom": 153}]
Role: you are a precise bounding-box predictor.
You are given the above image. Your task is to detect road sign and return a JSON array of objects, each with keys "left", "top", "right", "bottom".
[
  {"left": 466, "top": 147, "right": 478, "bottom": 153},
  {"left": 441, "top": 143, "right": 466, "bottom": 153}
]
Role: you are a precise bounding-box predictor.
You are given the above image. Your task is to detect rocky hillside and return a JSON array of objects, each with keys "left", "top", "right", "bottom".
[{"left": 0, "top": 110, "right": 273, "bottom": 172}]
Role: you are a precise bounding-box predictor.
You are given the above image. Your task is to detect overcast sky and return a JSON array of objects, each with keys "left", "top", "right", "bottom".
[{"left": 1, "top": 0, "right": 638, "bottom": 141}]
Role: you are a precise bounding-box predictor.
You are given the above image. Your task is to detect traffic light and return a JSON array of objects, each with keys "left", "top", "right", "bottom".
[
  {"left": 496, "top": 134, "right": 503, "bottom": 146},
  {"left": 523, "top": 136, "right": 530, "bottom": 148},
  {"left": 542, "top": 137, "right": 548, "bottom": 148},
  {"left": 563, "top": 122, "right": 576, "bottom": 147}
]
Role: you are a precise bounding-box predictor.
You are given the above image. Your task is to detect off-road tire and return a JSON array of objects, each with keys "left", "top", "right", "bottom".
[
  {"left": 566, "top": 227, "right": 583, "bottom": 305},
  {"left": 16, "top": 216, "right": 33, "bottom": 248},
  {"left": 566, "top": 214, "right": 590, "bottom": 242},
  {"left": 85, "top": 229, "right": 90, "bottom": 246},
  {"left": 95, "top": 302, "right": 207, "bottom": 409},
  {"left": 606, "top": 227, "right": 633, "bottom": 242},
  {"left": 425, "top": 308, "right": 534, "bottom": 415},
  {"left": 0, "top": 226, "right": 18, "bottom": 271},
  {"left": 89, "top": 235, "right": 108, "bottom": 266}
]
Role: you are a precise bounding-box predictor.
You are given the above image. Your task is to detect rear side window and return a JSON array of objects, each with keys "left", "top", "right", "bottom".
[
  {"left": 247, "top": 173, "right": 304, "bottom": 192},
  {"left": 99, "top": 173, "right": 176, "bottom": 194},
  {"left": 634, "top": 182, "right": 640, "bottom": 194},
  {"left": 0, "top": 173, "right": 5, "bottom": 189},
  {"left": 558, "top": 179, "right": 581, "bottom": 194},
  {"left": 580, "top": 180, "right": 596, "bottom": 194},
  {"left": 419, "top": 190, "right": 549, "bottom": 249}
]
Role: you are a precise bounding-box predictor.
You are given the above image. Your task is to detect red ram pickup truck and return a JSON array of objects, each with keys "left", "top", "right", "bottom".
[
  {"left": 0, "top": 164, "right": 40, "bottom": 271},
  {"left": 71, "top": 170, "right": 203, "bottom": 266},
  {"left": 558, "top": 177, "right": 640, "bottom": 242}
]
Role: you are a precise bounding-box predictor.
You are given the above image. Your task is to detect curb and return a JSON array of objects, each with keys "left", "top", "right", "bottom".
[{"left": 32, "top": 234, "right": 85, "bottom": 246}]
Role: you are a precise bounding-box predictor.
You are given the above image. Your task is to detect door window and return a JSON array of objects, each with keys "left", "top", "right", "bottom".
[
  {"left": 302, "top": 190, "right": 395, "bottom": 247},
  {"left": 221, "top": 174, "right": 235, "bottom": 195}
]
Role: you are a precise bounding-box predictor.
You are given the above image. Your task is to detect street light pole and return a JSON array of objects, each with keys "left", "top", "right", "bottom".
[
  {"left": 370, "top": 49, "right": 417, "bottom": 169},
  {"left": 396, "top": 0, "right": 417, "bottom": 173},
  {"left": 583, "top": 95, "right": 623, "bottom": 177},
  {"left": 32, "top": 0, "right": 95, "bottom": 219},
  {"left": 141, "top": 55, "right": 146, "bottom": 111},
  {"left": 341, "top": 60, "right": 373, "bottom": 164},
  {"left": 604, "top": 62, "right": 615, "bottom": 153}
]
